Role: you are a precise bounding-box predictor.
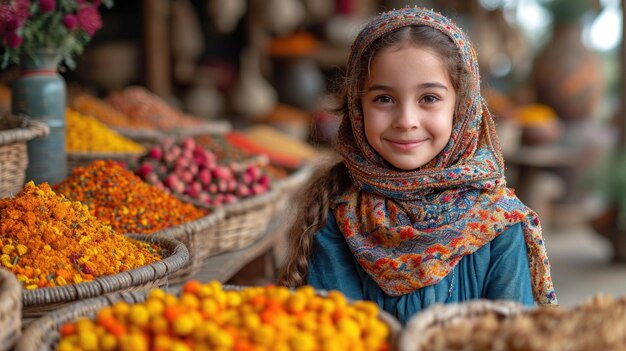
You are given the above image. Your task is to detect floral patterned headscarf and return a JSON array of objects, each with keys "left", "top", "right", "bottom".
[{"left": 332, "top": 7, "right": 557, "bottom": 304}]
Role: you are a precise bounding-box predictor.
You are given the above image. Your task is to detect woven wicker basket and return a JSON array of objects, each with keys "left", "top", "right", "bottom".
[
  {"left": 145, "top": 207, "right": 226, "bottom": 283},
  {"left": 66, "top": 150, "right": 144, "bottom": 175},
  {"left": 0, "top": 114, "right": 50, "bottom": 198},
  {"left": 183, "top": 184, "right": 282, "bottom": 257},
  {"left": 398, "top": 299, "right": 525, "bottom": 351},
  {"left": 16, "top": 285, "right": 403, "bottom": 351},
  {"left": 116, "top": 121, "right": 232, "bottom": 148},
  {"left": 21, "top": 233, "right": 189, "bottom": 319},
  {"left": 0, "top": 269, "right": 21, "bottom": 351}
]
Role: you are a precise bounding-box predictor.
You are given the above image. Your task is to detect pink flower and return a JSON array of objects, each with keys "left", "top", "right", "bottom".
[
  {"left": 4, "top": 31, "right": 23, "bottom": 48},
  {"left": 0, "top": 0, "right": 29, "bottom": 34},
  {"left": 4, "top": 15, "right": 23, "bottom": 31},
  {"left": 63, "top": 14, "right": 77, "bottom": 31},
  {"left": 13, "top": 0, "right": 31, "bottom": 19},
  {"left": 39, "top": 0, "right": 55, "bottom": 13},
  {"left": 76, "top": 4, "right": 102, "bottom": 36}
]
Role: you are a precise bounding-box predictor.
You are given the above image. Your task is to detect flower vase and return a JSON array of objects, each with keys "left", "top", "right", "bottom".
[{"left": 11, "top": 50, "right": 67, "bottom": 185}]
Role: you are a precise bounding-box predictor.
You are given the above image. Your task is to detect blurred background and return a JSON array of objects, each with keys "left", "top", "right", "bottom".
[{"left": 1, "top": 0, "right": 625, "bottom": 306}]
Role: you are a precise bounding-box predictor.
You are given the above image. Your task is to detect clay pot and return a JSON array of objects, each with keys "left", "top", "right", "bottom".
[
  {"left": 272, "top": 57, "right": 325, "bottom": 111},
  {"left": 532, "top": 22, "right": 605, "bottom": 121}
]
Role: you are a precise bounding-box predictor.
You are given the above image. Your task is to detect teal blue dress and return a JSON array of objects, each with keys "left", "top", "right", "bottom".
[{"left": 307, "top": 213, "right": 535, "bottom": 324}]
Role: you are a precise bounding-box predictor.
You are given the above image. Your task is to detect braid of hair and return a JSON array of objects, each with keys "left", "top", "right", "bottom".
[{"left": 277, "top": 161, "right": 352, "bottom": 287}]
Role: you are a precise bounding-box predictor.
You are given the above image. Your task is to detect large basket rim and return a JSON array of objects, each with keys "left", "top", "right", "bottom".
[
  {"left": 0, "top": 268, "right": 22, "bottom": 351},
  {"left": 398, "top": 299, "right": 525, "bottom": 351},
  {"left": 114, "top": 120, "right": 232, "bottom": 142},
  {"left": 179, "top": 176, "right": 281, "bottom": 217},
  {"left": 21, "top": 234, "right": 189, "bottom": 312},
  {"left": 272, "top": 161, "right": 316, "bottom": 195},
  {"left": 0, "top": 114, "right": 49, "bottom": 144},
  {"left": 17, "top": 285, "right": 402, "bottom": 351}
]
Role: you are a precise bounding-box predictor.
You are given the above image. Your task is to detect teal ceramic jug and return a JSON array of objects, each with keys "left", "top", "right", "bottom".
[{"left": 11, "top": 50, "right": 67, "bottom": 185}]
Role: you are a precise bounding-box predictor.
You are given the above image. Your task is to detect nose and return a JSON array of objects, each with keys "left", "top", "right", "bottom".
[{"left": 392, "top": 103, "right": 419, "bottom": 131}]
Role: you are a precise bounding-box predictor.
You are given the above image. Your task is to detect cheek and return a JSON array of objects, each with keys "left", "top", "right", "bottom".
[
  {"left": 363, "top": 111, "right": 386, "bottom": 139},
  {"left": 428, "top": 113, "right": 454, "bottom": 140}
]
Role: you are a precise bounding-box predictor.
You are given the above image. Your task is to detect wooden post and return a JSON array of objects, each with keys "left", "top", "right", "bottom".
[
  {"left": 143, "top": 0, "right": 171, "bottom": 98},
  {"left": 621, "top": 0, "right": 626, "bottom": 145}
]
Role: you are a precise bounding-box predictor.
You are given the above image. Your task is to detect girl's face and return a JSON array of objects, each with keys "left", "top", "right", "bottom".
[{"left": 362, "top": 45, "right": 456, "bottom": 171}]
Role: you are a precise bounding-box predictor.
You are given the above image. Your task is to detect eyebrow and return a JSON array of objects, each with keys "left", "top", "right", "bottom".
[{"left": 366, "top": 82, "right": 449, "bottom": 92}]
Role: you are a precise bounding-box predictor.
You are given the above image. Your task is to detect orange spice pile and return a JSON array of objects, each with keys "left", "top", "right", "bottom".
[
  {"left": 0, "top": 182, "right": 162, "bottom": 289},
  {"left": 54, "top": 160, "right": 208, "bottom": 234}
]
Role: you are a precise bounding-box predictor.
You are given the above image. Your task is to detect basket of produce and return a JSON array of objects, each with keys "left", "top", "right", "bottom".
[
  {"left": 54, "top": 160, "right": 225, "bottom": 283},
  {"left": 0, "top": 268, "right": 21, "bottom": 351},
  {"left": 106, "top": 86, "right": 231, "bottom": 145},
  {"left": 401, "top": 295, "right": 626, "bottom": 351},
  {"left": 16, "top": 281, "right": 402, "bottom": 351},
  {"left": 0, "top": 181, "right": 189, "bottom": 318},
  {"left": 0, "top": 114, "right": 49, "bottom": 198},
  {"left": 65, "top": 108, "right": 145, "bottom": 174},
  {"left": 135, "top": 137, "right": 281, "bottom": 256},
  {"left": 398, "top": 299, "right": 525, "bottom": 351}
]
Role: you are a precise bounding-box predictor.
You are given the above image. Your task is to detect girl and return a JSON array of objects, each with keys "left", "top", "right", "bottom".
[{"left": 278, "top": 7, "right": 557, "bottom": 323}]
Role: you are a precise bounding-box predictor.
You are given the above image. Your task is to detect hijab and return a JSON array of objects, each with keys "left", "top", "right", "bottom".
[{"left": 332, "top": 7, "right": 557, "bottom": 304}]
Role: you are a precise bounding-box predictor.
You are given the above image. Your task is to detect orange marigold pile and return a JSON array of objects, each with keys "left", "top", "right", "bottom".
[
  {"left": 57, "top": 281, "right": 392, "bottom": 351},
  {"left": 54, "top": 160, "right": 208, "bottom": 234},
  {"left": 0, "top": 182, "right": 162, "bottom": 289}
]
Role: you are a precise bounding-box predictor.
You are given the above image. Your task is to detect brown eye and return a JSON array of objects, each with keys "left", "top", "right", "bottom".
[
  {"left": 421, "top": 95, "right": 440, "bottom": 104},
  {"left": 374, "top": 95, "right": 394, "bottom": 104}
]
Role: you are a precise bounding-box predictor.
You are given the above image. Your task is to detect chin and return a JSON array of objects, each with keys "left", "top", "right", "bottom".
[{"left": 389, "top": 160, "right": 425, "bottom": 171}]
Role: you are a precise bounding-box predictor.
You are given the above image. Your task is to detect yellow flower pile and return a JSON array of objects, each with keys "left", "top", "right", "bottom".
[{"left": 66, "top": 108, "right": 145, "bottom": 153}]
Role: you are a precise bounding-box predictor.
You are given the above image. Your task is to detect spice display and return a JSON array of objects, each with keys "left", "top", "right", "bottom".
[
  {"left": 55, "top": 160, "right": 208, "bottom": 234},
  {"left": 195, "top": 133, "right": 252, "bottom": 163},
  {"left": 268, "top": 32, "right": 319, "bottom": 57},
  {"left": 57, "top": 281, "right": 392, "bottom": 351},
  {"left": 226, "top": 125, "right": 318, "bottom": 169},
  {"left": 515, "top": 104, "right": 558, "bottom": 127},
  {"left": 107, "top": 86, "right": 206, "bottom": 131},
  {"left": 70, "top": 93, "right": 154, "bottom": 130},
  {"left": 0, "top": 182, "right": 162, "bottom": 289},
  {"left": 416, "top": 294, "right": 626, "bottom": 351},
  {"left": 66, "top": 108, "right": 145, "bottom": 153},
  {"left": 135, "top": 137, "right": 272, "bottom": 207}
]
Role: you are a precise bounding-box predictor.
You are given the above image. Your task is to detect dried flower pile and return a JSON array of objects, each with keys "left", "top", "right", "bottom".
[
  {"left": 194, "top": 133, "right": 252, "bottom": 163},
  {"left": 55, "top": 160, "right": 208, "bottom": 234},
  {"left": 0, "top": 182, "right": 161, "bottom": 290},
  {"left": 66, "top": 108, "right": 145, "bottom": 153},
  {"left": 71, "top": 93, "right": 153, "bottom": 130},
  {"left": 57, "top": 281, "right": 391, "bottom": 351},
  {"left": 107, "top": 86, "right": 206, "bottom": 131}
]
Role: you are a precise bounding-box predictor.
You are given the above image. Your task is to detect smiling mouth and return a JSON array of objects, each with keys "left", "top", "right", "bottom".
[{"left": 386, "top": 139, "right": 426, "bottom": 151}]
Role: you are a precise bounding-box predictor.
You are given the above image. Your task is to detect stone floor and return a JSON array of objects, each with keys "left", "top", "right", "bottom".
[{"left": 544, "top": 223, "right": 626, "bottom": 307}]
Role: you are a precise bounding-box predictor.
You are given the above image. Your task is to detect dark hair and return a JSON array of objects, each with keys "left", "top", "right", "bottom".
[{"left": 277, "top": 25, "right": 464, "bottom": 288}]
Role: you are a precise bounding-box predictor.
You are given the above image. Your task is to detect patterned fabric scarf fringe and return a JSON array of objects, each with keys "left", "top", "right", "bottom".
[{"left": 332, "top": 7, "right": 557, "bottom": 304}]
